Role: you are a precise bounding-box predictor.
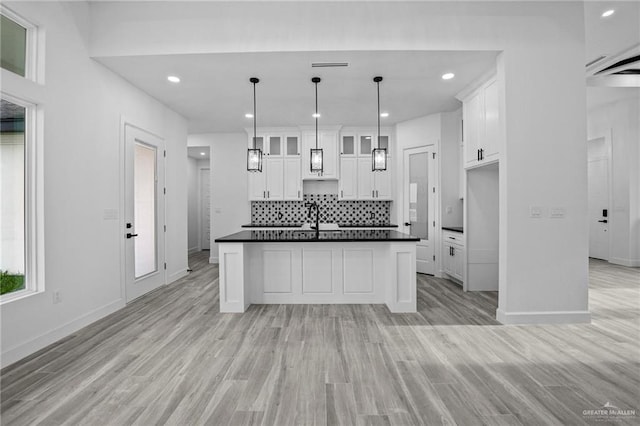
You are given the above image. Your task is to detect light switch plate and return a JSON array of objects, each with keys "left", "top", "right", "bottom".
[
  {"left": 530, "top": 206, "right": 542, "bottom": 218},
  {"left": 103, "top": 209, "right": 118, "bottom": 220},
  {"left": 550, "top": 207, "right": 566, "bottom": 218}
]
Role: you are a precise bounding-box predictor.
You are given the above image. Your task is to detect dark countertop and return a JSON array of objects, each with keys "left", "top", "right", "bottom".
[
  {"left": 442, "top": 226, "right": 464, "bottom": 233},
  {"left": 216, "top": 229, "right": 419, "bottom": 243},
  {"left": 242, "top": 223, "right": 398, "bottom": 228}
]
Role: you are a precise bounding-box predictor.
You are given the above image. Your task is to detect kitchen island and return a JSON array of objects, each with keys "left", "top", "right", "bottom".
[{"left": 215, "top": 229, "right": 419, "bottom": 313}]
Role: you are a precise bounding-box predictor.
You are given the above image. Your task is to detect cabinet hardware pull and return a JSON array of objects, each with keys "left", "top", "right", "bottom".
[
  {"left": 449, "top": 237, "right": 455, "bottom": 239},
  {"left": 267, "top": 191, "right": 270, "bottom": 198},
  {"left": 477, "top": 149, "right": 480, "bottom": 161},
  {"left": 263, "top": 191, "right": 266, "bottom": 198},
  {"left": 372, "top": 190, "right": 374, "bottom": 198},
  {"left": 341, "top": 190, "right": 343, "bottom": 198},
  {"left": 298, "top": 190, "right": 300, "bottom": 198}
]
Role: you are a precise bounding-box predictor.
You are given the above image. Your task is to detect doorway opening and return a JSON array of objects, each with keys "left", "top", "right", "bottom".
[{"left": 187, "top": 146, "right": 211, "bottom": 257}]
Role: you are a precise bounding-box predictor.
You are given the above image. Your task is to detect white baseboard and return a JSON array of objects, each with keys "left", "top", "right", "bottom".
[
  {"left": 168, "top": 268, "right": 189, "bottom": 284},
  {"left": 609, "top": 257, "right": 640, "bottom": 268},
  {"left": 188, "top": 246, "right": 200, "bottom": 254},
  {"left": 1, "top": 299, "right": 125, "bottom": 369},
  {"left": 209, "top": 256, "right": 219, "bottom": 264},
  {"left": 496, "top": 308, "right": 591, "bottom": 325}
]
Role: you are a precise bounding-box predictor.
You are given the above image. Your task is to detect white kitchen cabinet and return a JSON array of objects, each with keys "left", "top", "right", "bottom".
[
  {"left": 247, "top": 131, "right": 300, "bottom": 201},
  {"left": 339, "top": 157, "right": 357, "bottom": 200},
  {"left": 302, "top": 130, "right": 339, "bottom": 180},
  {"left": 442, "top": 230, "right": 464, "bottom": 284},
  {"left": 357, "top": 157, "right": 374, "bottom": 199},
  {"left": 460, "top": 74, "right": 501, "bottom": 168},
  {"left": 374, "top": 168, "right": 392, "bottom": 200},
  {"left": 356, "top": 158, "right": 392, "bottom": 200},
  {"left": 284, "top": 158, "right": 302, "bottom": 200}
]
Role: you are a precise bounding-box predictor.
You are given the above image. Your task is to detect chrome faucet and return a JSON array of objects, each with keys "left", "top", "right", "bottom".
[{"left": 305, "top": 201, "right": 320, "bottom": 238}]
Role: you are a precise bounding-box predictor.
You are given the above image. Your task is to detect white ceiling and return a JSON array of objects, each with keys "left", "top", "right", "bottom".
[
  {"left": 187, "top": 146, "right": 210, "bottom": 160},
  {"left": 97, "top": 50, "right": 498, "bottom": 133},
  {"left": 584, "top": 1, "right": 640, "bottom": 64}
]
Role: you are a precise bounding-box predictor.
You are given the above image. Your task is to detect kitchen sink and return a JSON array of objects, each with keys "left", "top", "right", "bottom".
[{"left": 299, "top": 223, "right": 340, "bottom": 231}]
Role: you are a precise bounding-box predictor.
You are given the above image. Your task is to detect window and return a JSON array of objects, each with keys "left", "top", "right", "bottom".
[
  {"left": 1, "top": 14, "right": 27, "bottom": 77},
  {"left": 1, "top": 97, "right": 28, "bottom": 297},
  {"left": 0, "top": 7, "right": 43, "bottom": 302}
]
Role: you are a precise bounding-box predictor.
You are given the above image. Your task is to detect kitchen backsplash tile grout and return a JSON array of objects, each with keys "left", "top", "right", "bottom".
[{"left": 251, "top": 194, "right": 391, "bottom": 225}]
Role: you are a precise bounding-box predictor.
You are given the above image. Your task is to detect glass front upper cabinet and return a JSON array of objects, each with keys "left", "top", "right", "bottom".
[
  {"left": 341, "top": 135, "right": 355, "bottom": 156},
  {"left": 285, "top": 135, "right": 299, "bottom": 156}
]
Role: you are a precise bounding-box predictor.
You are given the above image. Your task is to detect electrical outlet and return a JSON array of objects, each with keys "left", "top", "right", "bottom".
[
  {"left": 446, "top": 206, "right": 453, "bottom": 214},
  {"left": 53, "top": 290, "right": 61, "bottom": 304}
]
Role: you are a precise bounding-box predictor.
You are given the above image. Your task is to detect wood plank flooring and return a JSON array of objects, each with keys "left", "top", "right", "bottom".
[{"left": 1, "top": 254, "right": 638, "bottom": 425}]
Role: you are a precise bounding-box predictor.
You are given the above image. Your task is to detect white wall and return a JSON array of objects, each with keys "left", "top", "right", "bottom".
[
  {"left": 0, "top": 1, "right": 188, "bottom": 368},
  {"left": 188, "top": 133, "right": 250, "bottom": 262},
  {"left": 83, "top": 1, "right": 591, "bottom": 324},
  {"left": 587, "top": 92, "right": 640, "bottom": 267}
]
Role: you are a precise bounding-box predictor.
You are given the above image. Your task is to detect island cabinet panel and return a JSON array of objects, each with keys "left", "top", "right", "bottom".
[
  {"left": 219, "top": 243, "right": 249, "bottom": 313},
  {"left": 218, "top": 240, "right": 417, "bottom": 312},
  {"left": 302, "top": 249, "right": 334, "bottom": 293},
  {"left": 263, "top": 250, "right": 293, "bottom": 293},
  {"left": 343, "top": 249, "right": 374, "bottom": 293}
]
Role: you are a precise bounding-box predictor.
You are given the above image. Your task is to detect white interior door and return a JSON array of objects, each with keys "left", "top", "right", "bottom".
[
  {"left": 124, "top": 125, "right": 165, "bottom": 302},
  {"left": 403, "top": 146, "right": 436, "bottom": 275},
  {"left": 588, "top": 136, "right": 610, "bottom": 261},
  {"left": 200, "top": 168, "right": 210, "bottom": 251}
]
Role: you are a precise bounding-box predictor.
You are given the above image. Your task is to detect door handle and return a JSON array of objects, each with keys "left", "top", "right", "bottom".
[
  {"left": 598, "top": 220, "right": 608, "bottom": 223},
  {"left": 404, "top": 222, "right": 411, "bottom": 227},
  {"left": 126, "top": 233, "right": 138, "bottom": 239}
]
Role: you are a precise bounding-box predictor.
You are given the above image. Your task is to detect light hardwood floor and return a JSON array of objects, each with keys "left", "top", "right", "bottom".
[{"left": 1, "top": 254, "right": 638, "bottom": 425}]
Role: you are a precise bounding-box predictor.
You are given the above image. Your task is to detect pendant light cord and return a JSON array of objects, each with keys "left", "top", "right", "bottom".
[
  {"left": 377, "top": 80, "right": 380, "bottom": 149},
  {"left": 315, "top": 80, "right": 318, "bottom": 149},
  {"left": 253, "top": 80, "right": 257, "bottom": 149}
]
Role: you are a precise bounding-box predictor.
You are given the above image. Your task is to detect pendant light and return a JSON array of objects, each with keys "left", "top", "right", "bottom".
[
  {"left": 372, "top": 76, "right": 387, "bottom": 171},
  {"left": 310, "top": 77, "right": 323, "bottom": 173},
  {"left": 247, "top": 77, "right": 262, "bottom": 172}
]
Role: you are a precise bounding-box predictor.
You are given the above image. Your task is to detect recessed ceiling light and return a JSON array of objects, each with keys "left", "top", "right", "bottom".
[
  {"left": 167, "top": 75, "right": 181, "bottom": 83},
  {"left": 200, "top": 152, "right": 206, "bottom": 156},
  {"left": 442, "top": 73, "right": 455, "bottom": 80},
  {"left": 312, "top": 113, "right": 321, "bottom": 118},
  {"left": 601, "top": 9, "right": 615, "bottom": 18},
  {"left": 245, "top": 113, "right": 254, "bottom": 118},
  {"left": 380, "top": 112, "right": 389, "bottom": 118}
]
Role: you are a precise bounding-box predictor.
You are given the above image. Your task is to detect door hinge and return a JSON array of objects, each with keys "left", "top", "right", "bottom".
[
  {"left": 432, "top": 153, "right": 436, "bottom": 159},
  {"left": 164, "top": 262, "right": 167, "bottom": 270},
  {"left": 164, "top": 225, "right": 166, "bottom": 232},
  {"left": 163, "top": 150, "right": 166, "bottom": 157},
  {"left": 163, "top": 187, "right": 166, "bottom": 195},
  {"left": 433, "top": 221, "right": 435, "bottom": 227},
  {"left": 433, "top": 255, "right": 435, "bottom": 261},
  {"left": 432, "top": 187, "right": 435, "bottom": 193}
]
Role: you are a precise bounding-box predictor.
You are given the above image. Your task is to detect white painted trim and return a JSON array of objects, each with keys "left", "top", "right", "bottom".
[
  {"left": 496, "top": 309, "right": 591, "bottom": 325},
  {"left": 609, "top": 257, "right": 640, "bottom": 268},
  {"left": 188, "top": 246, "right": 200, "bottom": 254},
  {"left": 168, "top": 268, "right": 189, "bottom": 284},
  {"left": 209, "top": 256, "right": 219, "bottom": 264},
  {"left": 0, "top": 299, "right": 125, "bottom": 369}
]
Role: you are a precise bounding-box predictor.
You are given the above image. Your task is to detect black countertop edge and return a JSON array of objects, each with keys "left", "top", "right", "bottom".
[
  {"left": 242, "top": 223, "right": 399, "bottom": 228},
  {"left": 442, "top": 226, "right": 464, "bottom": 233},
  {"left": 215, "top": 229, "right": 419, "bottom": 243}
]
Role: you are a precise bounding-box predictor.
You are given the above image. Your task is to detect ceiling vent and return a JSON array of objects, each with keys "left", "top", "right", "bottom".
[{"left": 311, "top": 62, "right": 349, "bottom": 68}]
